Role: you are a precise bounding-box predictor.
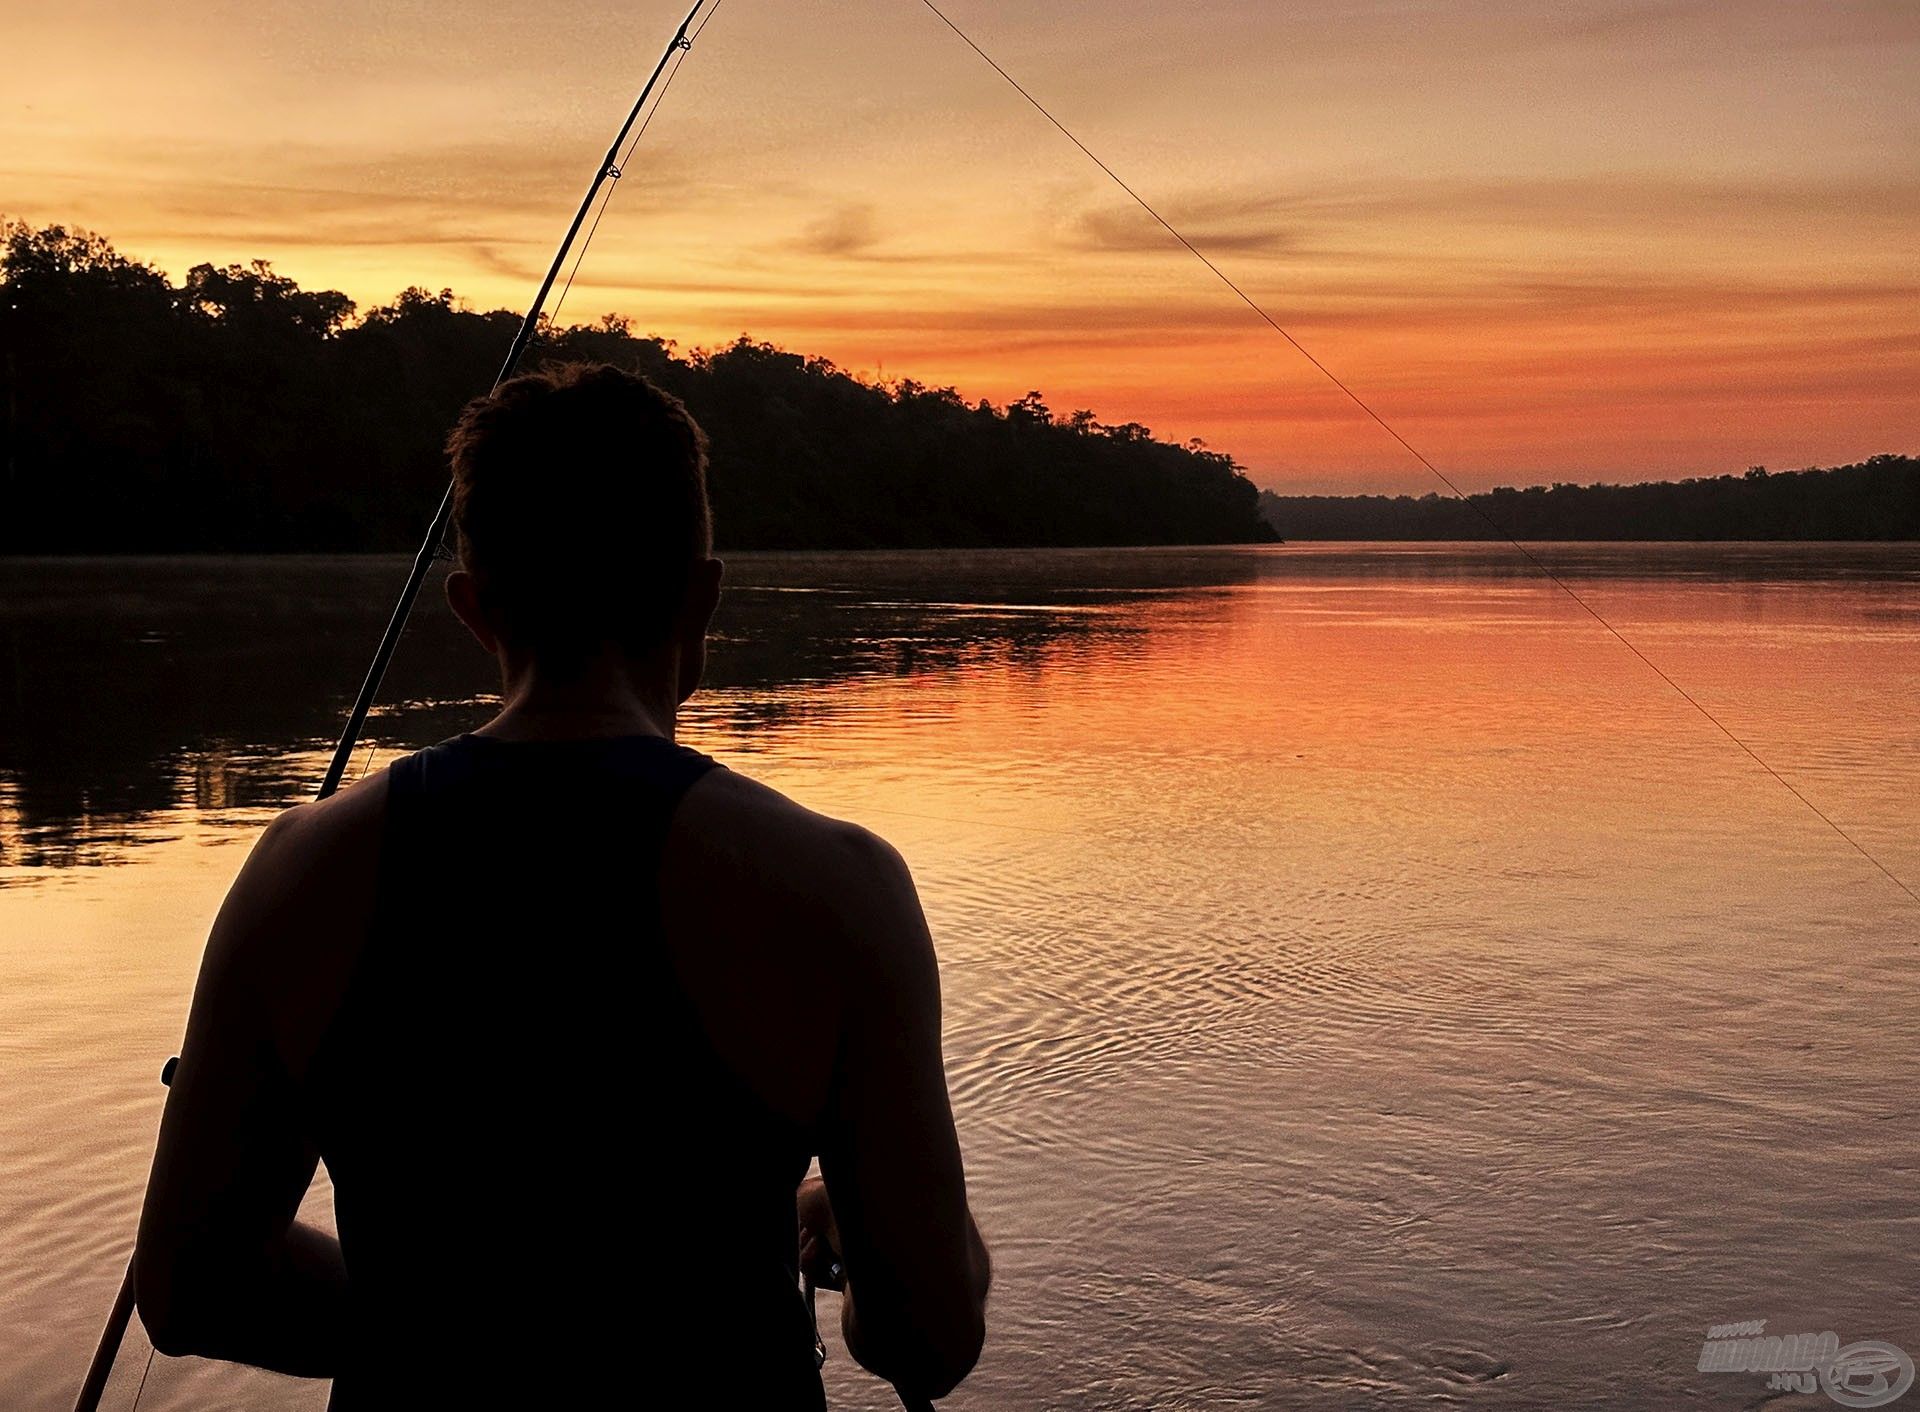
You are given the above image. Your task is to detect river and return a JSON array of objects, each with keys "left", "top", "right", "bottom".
[{"left": 2, "top": 544, "right": 1916, "bottom": 1409}]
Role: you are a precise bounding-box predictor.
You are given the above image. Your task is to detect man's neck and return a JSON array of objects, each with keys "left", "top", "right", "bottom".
[{"left": 476, "top": 649, "right": 679, "bottom": 742}]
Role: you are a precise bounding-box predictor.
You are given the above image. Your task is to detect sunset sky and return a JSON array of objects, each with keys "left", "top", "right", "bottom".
[{"left": 6, "top": 0, "right": 1916, "bottom": 492}]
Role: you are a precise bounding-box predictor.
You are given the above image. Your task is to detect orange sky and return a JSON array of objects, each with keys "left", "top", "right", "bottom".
[{"left": 6, "top": 0, "right": 1916, "bottom": 492}]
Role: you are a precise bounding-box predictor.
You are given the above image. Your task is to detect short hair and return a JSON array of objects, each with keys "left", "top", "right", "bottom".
[{"left": 446, "top": 363, "right": 711, "bottom": 671}]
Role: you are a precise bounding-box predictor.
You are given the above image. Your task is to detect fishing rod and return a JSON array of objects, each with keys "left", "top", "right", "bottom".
[
  {"left": 69, "top": 5, "right": 718, "bottom": 1407},
  {"left": 805, "top": 1278, "right": 938, "bottom": 1412},
  {"left": 313, "top": 0, "right": 718, "bottom": 801}
]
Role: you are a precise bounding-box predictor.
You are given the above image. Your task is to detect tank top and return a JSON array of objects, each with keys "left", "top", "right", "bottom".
[{"left": 305, "top": 732, "right": 825, "bottom": 1409}]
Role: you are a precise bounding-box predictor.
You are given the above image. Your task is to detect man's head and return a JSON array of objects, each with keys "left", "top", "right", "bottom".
[{"left": 444, "top": 362, "right": 720, "bottom": 701}]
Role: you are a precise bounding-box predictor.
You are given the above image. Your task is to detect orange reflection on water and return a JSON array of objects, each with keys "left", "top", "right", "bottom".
[{"left": 2, "top": 544, "right": 1918, "bottom": 1410}]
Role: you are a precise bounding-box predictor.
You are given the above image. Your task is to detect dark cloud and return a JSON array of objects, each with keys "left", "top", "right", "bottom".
[
  {"left": 1539, "top": 0, "right": 1920, "bottom": 47},
  {"left": 1067, "top": 192, "right": 1310, "bottom": 257},
  {"left": 1318, "top": 172, "right": 1920, "bottom": 228},
  {"left": 1048, "top": 169, "right": 1920, "bottom": 277},
  {"left": 790, "top": 203, "right": 881, "bottom": 258},
  {"left": 773, "top": 203, "right": 1039, "bottom": 269}
]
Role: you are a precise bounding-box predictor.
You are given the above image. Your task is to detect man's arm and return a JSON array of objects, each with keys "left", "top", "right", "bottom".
[
  {"left": 132, "top": 805, "right": 354, "bottom": 1374},
  {"left": 812, "top": 831, "right": 990, "bottom": 1400}
]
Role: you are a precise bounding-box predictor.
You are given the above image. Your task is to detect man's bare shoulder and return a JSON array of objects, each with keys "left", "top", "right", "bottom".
[
  {"left": 672, "top": 766, "right": 912, "bottom": 899},
  {"left": 207, "top": 769, "right": 390, "bottom": 993},
  {"left": 669, "top": 766, "right": 927, "bottom": 963},
  {"left": 238, "top": 770, "right": 389, "bottom": 906},
  {"left": 149, "top": 766, "right": 396, "bottom": 1081}
]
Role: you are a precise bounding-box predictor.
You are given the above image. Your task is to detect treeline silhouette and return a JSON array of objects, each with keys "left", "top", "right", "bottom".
[
  {"left": 0, "top": 222, "right": 1270, "bottom": 552},
  {"left": 1260, "top": 457, "right": 1918, "bottom": 540}
]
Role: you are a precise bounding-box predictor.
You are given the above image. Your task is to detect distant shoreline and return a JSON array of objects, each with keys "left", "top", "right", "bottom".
[
  {"left": 6, "top": 538, "right": 1919, "bottom": 563},
  {"left": 1259, "top": 455, "right": 1917, "bottom": 541}
]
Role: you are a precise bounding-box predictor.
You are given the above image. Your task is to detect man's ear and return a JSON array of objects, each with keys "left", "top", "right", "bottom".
[
  {"left": 445, "top": 569, "right": 501, "bottom": 656},
  {"left": 675, "top": 557, "right": 724, "bottom": 703},
  {"left": 689, "top": 557, "right": 724, "bottom": 631}
]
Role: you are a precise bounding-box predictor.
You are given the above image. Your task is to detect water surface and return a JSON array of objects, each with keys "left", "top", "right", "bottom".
[{"left": 2, "top": 544, "right": 1916, "bottom": 1410}]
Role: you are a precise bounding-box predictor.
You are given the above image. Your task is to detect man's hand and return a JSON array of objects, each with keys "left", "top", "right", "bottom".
[{"left": 797, "top": 1176, "right": 844, "bottom": 1290}]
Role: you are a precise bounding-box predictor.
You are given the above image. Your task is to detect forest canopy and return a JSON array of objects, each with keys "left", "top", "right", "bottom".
[
  {"left": 6, "top": 223, "right": 1908, "bottom": 551},
  {"left": 0, "top": 222, "right": 1272, "bottom": 553}
]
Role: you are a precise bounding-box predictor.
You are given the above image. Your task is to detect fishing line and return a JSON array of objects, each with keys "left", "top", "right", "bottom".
[
  {"left": 911, "top": 0, "right": 1917, "bottom": 906},
  {"left": 312, "top": 0, "right": 719, "bottom": 802},
  {"left": 126, "top": 1344, "right": 155, "bottom": 1412},
  {"left": 424, "top": 0, "right": 724, "bottom": 548},
  {"left": 548, "top": 0, "right": 728, "bottom": 333}
]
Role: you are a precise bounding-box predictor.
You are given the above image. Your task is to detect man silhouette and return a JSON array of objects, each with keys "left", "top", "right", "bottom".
[{"left": 133, "top": 363, "right": 990, "bottom": 1408}]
